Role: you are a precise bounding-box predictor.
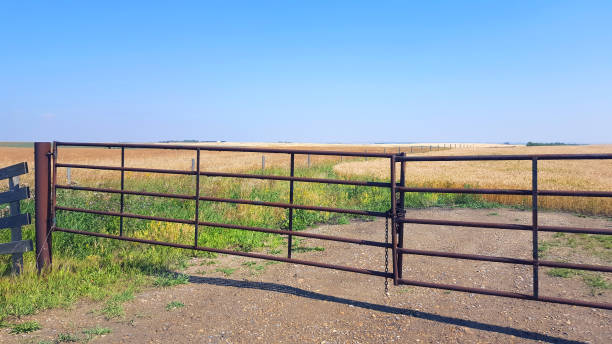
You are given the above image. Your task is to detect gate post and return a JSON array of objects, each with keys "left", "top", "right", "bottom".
[
  {"left": 397, "top": 153, "right": 406, "bottom": 279},
  {"left": 390, "top": 155, "right": 398, "bottom": 285},
  {"left": 35, "top": 142, "right": 52, "bottom": 271}
]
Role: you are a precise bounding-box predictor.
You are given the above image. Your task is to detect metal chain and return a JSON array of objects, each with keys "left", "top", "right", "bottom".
[{"left": 384, "top": 215, "right": 389, "bottom": 295}]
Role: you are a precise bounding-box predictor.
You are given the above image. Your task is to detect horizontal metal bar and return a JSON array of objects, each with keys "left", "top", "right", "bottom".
[
  {"left": 537, "top": 190, "right": 612, "bottom": 197},
  {"left": 199, "top": 171, "right": 391, "bottom": 188},
  {"left": 55, "top": 164, "right": 390, "bottom": 188},
  {"left": 538, "top": 225, "right": 612, "bottom": 236},
  {"left": 398, "top": 218, "right": 533, "bottom": 230},
  {"left": 197, "top": 220, "right": 391, "bottom": 248},
  {"left": 199, "top": 196, "right": 387, "bottom": 217},
  {"left": 397, "top": 278, "right": 612, "bottom": 310},
  {"left": 55, "top": 185, "right": 387, "bottom": 217},
  {"left": 0, "top": 162, "right": 28, "bottom": 180},
  {"left": 56, "top": 184, "right": 195, "bottom": 200},
  {"left": 0, "top": 213, "right": 31, "bottom": 230},
  {"left": 56, "top": 163, "right": 195, "bottom": 175},
  {"left": 0, "top": 240, "right": 33, "bottom": 255},
  {"left": 54, "top": 206, "right": 389, "bottom": 246},
  {"left": 0, "top": 187, "right": 30, "bottom": 205},
  {"left": 52, "top": 226, "right": 392, "bottom": 278},
  {"left": 55, "top": 206, "right": 196, "bottom": 225},
  {"left": 398, "top": 218, "right": 612, "bottom": 235},
  {"left": 397, "top": 187, "right": 530, "bottom": 195},
  {"left": 397, "top": 248, "right": 612, "bottom": 273},
  {"left": 397, "top": 153, "right": 612, "bottom": 161},
  {"left": 55, "top": 141, "right": 393, "bottom": 158},
  {"left": 397, "top": 187, "right": 612, "bottom": 198}
]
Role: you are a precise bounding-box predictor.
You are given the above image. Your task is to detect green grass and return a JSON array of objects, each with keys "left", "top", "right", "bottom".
[
  {"left": 215, "top": 267, "right": 237, "bottom": 276},
  {"left": 0, "top": 162, "right": 517, "bottom": 322},
  {"left": 539, "top": 232, "right": 611, "bottom": 262},
  {"left": 153, "top": 273, "right": 189, "bottom": 287},
  {"left": 9, "top": 321, "right": 41, "bottom": 334},
  {"left": 82, "top": 326, "right": 112, "bottom": 336},
  {"left": 242, "top": 261, "right": 265, "bottom": 274},
  {"left": 165, "top": 301, "right": 184, "bottom": 311},
  {"left": 56, "top": 333, "right": 80, "bottom": 342},
  {"left": 546, "top": 268, "right": 611, "bottom": 295}
]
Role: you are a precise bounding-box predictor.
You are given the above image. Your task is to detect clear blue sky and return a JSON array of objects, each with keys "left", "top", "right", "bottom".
[{"left": 1, "top": 1, "right": 611, "bottom": 143}]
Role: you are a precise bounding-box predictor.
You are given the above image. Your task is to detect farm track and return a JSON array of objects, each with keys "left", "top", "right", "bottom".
[{"left": 2, "top": 208, "right": 611, "bottom": 343}]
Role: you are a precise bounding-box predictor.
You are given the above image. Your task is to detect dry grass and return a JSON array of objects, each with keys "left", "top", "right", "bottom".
[{"left": 334, "top": 144, "right": 612, "bottom": 215}]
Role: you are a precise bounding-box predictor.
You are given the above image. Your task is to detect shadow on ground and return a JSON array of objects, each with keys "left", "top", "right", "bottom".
[{"left": 188, "top": 275, "right": 584, "bottom": 344}]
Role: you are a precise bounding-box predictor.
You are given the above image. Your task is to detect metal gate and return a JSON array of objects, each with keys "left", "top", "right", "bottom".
[{"left": 33, "top": 142, "right": 612, "bottom": 310}]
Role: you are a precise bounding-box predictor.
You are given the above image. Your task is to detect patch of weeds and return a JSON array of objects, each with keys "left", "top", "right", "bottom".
[
  {"left": 292, "top": 246, "right": 325, "bottom": 253},
  {"left": 486, "top": 212, "right": 498, "bottom": 216},
  {"left": 153, "top": 272, "right": 189, "bottom": 287},
  {"left": 215, "top": 267, "right": 237, "bottom": 276},
  {"left": 547, "top": 268, "right": 611, "bottom": 295},
  {"left": 110, "top": 289, "right": 134, "bottom": 303},
  {"left": 242, "top": 261, "right": 265, "bottom": 275},
  {"left": 165, "top": 301, "right": 184, "bottom": 311},
  {"left": 82, "top": 326, "right": 112, "bottom": 336},
  {"left": 538, "top": 241, "right": 561, "bottom": 258},
  {"left": 57, "top": 332, "right": 80, "bottom": 342},
  {"left": 582, "top": 274, "right": 612, "bottom": 293},
  {"left": 195, "top": 269, "right": 207, "bottom": 275},
  {"left": 200, "top": 260, "right": 217, "bottom": 266},
  {"left": 443, "top": 290, "right": 452, "bottom": 295},
  {"left": 547, "top": 268, "right": 578, "bottom": 278},
  {"left": 175, "top": 259, "right": 189, "bottom": 270},
  {"left": 264, "top": 261, "right": 280, "bottom": 266},
  {"left": 100, "top": 302, "right": 124, "bottom": 320},
  {"left": 10, "top": 321, "right": 41, "bottom": 334},
  {"left": 267, "top": 248, "right": 282, "bottom": 255}
]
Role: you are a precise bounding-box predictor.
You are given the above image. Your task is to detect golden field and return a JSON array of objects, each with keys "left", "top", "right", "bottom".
[
  {"left": 0, "top": 143, "right": 442, "bottom": 189},
  {"left": 334, "top": 144, "right": 612, "bottom": 215},
  {"left": 1, "top": 142, "right": 610, "bottom": 215}
]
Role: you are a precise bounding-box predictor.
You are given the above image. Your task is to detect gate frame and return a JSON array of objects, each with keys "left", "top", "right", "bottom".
[{"left": 34, "top": 141, "right": 612, "bottom": 310}]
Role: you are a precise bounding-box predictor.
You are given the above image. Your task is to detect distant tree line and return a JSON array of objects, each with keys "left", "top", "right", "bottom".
[
  {"left": 159, "top": 140, "right": 225, "bottom": 143},
  {"left": 526, "top": 142, "right": 579, "bottom": 146}
]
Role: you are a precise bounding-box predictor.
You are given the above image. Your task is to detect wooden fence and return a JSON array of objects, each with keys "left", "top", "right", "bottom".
[{"left": 0, "top": 162, "right": 32, "bottom": 274}]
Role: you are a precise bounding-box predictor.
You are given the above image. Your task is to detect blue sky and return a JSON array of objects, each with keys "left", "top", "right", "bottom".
[{"left": 1, "top": 1, "right": 611, "bottom": 143}]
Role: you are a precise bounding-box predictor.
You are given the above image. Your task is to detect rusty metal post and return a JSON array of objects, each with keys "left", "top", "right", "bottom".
[
  {"left": 532, "top": 158, "right": 539, "bottom": 298},
  {"left": 119, "top": 147, "right": 125, "bottom": 236},
  {"left": 35, "top": 142, "right": 52, "bottom": 271},
  {"left": 397, "top": 153, "right": 406, "bottom": 278},
  {"left": 390, "top": 155, "right": 398, "bottom": 285},
  {"left": 288, "top": 153, "right": 295, "bottom": 258}
]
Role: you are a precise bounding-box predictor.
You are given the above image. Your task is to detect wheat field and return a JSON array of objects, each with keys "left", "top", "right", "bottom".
[
  {"left": 2, "top": 142, "right": 610, "bottom": 215},
  {"left": 0, "top": 143, "right": 446, "bottom": 189},
  {"left": 334, "top": 144, "right": 612, "bottom": 215}
]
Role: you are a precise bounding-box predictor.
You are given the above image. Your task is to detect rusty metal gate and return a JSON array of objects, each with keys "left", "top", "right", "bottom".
[{"left": 33, "top": 142, "right": 612, "bottom": 310}]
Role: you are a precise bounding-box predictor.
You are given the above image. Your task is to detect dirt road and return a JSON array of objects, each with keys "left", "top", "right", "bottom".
[{"left": 3, "top": 208, "right": 611, "bottom": 343}]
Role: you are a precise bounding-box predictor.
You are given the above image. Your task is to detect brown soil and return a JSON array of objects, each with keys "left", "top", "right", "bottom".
[{"left": 2, "top": 208, "right": 611, "bottom": 343}]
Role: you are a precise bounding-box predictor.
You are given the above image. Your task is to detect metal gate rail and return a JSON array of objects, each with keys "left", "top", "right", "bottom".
[{"left": 37, "top": 142, "right": 612, "bottom": 310}]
